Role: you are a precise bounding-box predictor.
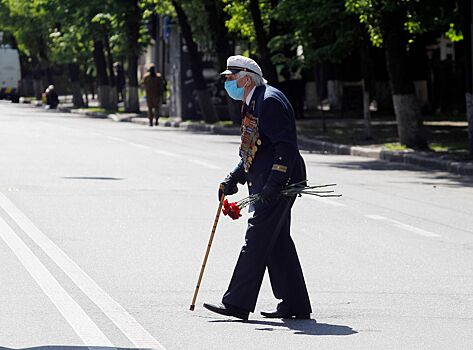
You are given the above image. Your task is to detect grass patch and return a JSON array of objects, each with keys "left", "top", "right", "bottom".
[
  {"left": 81, "top": 107, "right": 107, "bottom": 113},
  {"left": 78, "top": 106, "right": 135, "bottom": 115},
  {"left": 215, "top": 120, "right": 235, "bottom": 127},
  {"left": 429, "top": 142, "right": 468, "bottom": 152},
  {"left": 383, "top": 143, "right": 410, "bottom": 151}
]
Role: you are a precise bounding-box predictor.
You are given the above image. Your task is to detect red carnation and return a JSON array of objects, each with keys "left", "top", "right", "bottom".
[
  {"left": 222, "top": 199, "right": 231, "bottom": 216},
  {"left": 222, "top": 199, "right": 242, "bottom": 220}
]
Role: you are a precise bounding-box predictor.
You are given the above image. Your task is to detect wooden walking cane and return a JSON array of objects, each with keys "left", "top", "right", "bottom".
[{"left": 189, "top": 185, "right": 226, "bottom": 311}]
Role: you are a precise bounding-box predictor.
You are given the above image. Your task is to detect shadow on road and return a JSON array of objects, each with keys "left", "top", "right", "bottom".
[
  {"left": 209, "top": 319, "right": 357, "bottom": 336},
  {"left": 0, "top": 347, "right": 152, "bottom": 350},
  {"left": 312, "top": 158, "right": 473, "bottom": 187},
  {"left": 61, "top": 176, "right": 124, "bottom": 181}
]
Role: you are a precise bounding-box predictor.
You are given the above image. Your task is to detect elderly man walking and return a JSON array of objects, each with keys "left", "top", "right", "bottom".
[{"left": 203, "top": 56, "right": 312, "bottom": 320}]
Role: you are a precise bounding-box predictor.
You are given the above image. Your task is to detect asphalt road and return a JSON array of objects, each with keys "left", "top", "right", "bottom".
[{"left": 1, "top": 101, "right": 473, "bottom": 350}]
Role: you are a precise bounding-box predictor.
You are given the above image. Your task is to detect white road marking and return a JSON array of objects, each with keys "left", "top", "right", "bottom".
[
  {"left": 189, "top": 159, "right": 221, "bottom": 169},
  {"left": 365, "top": 214, "right": 441, "bottom": 238},
  {"left": 312, "top": 197, "right": 346, "bottom": 207},
  {"left": 105, "top": 136, "right": 126, "bottom": 142},
  {"left": 0, "top": 216, "right": 114, "bottom": 346},
  {"left": 153, "top": 149, "right": 183, "bottom": 158},
  {"left": 0, "top": 193, "right": 166, "bottom": 349},
  {"left": 68, "top": 128, "right": 217, "bottom": 172},
  {"left": 127, "top": 142, "right": 151, "bottom": 150}
]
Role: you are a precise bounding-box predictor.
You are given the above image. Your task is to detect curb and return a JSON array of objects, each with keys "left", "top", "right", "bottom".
[
  {"left": 152, "top": 120, "right": 473, "bottom": 177},
  {"left": 40, "top": 103, "right": 473, "bottom": 178}
]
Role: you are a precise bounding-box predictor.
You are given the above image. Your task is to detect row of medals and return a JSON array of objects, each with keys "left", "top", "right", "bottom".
[{"left": 241, "top": 114, "right": 262, "bottom": 172}]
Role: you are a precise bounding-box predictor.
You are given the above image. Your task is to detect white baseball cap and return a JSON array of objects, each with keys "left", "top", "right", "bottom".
[{"left": 220, "top": 55, "right": 264, "bottom": 78}]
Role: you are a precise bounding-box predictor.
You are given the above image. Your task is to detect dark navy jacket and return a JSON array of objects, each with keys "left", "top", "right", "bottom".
[{"left": 231, "top": 85, "right": 306, "bottom": 198}]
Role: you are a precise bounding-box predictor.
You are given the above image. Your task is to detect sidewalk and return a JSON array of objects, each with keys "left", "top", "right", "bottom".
[
  {"left": 25, "top": 98, "right": 473, "bottom": 177},
  {"left": 117, "top": 112, "right": 473, "bottom": 177},
  {"left": 158, "top": 117, "right": 473, "bottom": 177}
]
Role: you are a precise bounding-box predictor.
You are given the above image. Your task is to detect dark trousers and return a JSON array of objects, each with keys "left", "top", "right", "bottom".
[{"left": 222, "top": 196, "right": 312, "bottom": 313}]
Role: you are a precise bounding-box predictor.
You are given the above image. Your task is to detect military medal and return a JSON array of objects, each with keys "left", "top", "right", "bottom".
[{"left": 239, "top": 101, "right": 260, "bottom": 172}]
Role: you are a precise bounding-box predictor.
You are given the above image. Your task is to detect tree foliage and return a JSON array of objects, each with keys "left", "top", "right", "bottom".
[
  {"left": 223, "top": 0, "right": 271, "bottom": 54},
  {"left": 345, "top": 0, "right": 458, "bottom": 47},
  {"left": 270, "top": 0, "right": 359, "bottom": 68}
]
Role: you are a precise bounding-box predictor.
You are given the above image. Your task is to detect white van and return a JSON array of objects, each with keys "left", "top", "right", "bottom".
[{"left": 0, "top": 45, "right": 21, "bottom": 102}]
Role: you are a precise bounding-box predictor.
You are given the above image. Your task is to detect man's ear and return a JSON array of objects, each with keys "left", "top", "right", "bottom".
[{"left": 244, "top": 76, "right": 251, "bottom": 87}]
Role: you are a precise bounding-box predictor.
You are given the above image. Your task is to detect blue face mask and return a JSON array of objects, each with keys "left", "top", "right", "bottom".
[{"left": 224, "top": 79, "right": 245, "bottom": 101}]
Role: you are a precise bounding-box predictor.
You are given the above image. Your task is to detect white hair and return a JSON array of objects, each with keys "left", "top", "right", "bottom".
[{"left": 236, "top": 71, "right": 267, "bottom": 86}]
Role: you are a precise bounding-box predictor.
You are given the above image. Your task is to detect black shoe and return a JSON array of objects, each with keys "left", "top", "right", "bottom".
[
  {"left": 203, "top": 302, "right": 249, "bottom": 320},
  {"left": 260, "top": 310, "right": 310, "bottom": 319}
]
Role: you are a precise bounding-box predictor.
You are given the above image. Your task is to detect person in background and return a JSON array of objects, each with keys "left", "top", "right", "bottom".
[
  {"left": 141, "top": 64, "right": 162, "bottom": 127},
  {"left": 114, "top": 62, "right": 126, "bottom": 103},
  {"left": 45, "top": 85, "right": 59, "bottom": 109}
]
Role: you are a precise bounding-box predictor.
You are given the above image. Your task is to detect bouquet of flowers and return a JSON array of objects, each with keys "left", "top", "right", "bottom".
[
  {"left": 222, "top": 181, "right": 341, "bottom": 220},
  {"left": 222, "top": 199, "right": 242, "bottom": 220}
]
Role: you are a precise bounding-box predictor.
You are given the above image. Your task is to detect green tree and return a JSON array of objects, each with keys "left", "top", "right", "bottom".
[
  {"left": 117, "top": 0, "right": 141, "bottom": 112},
  {"left": 223, "top": 0, "right": 279, "bottom": 83},
  {"left": 46, "top": 0, "right": 113, "bottom": 108},
  {"left": 457, "top": 0, "right": 473, "bottom": 157},
  {"left": 346, "top": 0, "right": 455, "bottom": 149},
  {"left": 1, "top": 0, "right": 55, "bottom": 98},
  {"left": 171, "top": 0, "right": 219, "bottom": 123},
  {"left": 270, "top": 0, "right": 358, "bottom": 68},
  {"left": 202, "top": 0, "right": 242, "bottom": 123},
  {"left": 49, "top": 23, "right": 88, "bottom": 107}
]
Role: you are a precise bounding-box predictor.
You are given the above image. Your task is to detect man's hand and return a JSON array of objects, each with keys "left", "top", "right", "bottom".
[
  {"left": 259, "top": 184, "right": 280, "bottom": 206},
  {"left": 218, "top": 175, "right": 239, "bottom": 201}
]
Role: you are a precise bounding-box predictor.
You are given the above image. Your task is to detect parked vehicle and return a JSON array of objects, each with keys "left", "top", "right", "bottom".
[{"left": 0, "top": 45, "right": 21, "bottom": 103}]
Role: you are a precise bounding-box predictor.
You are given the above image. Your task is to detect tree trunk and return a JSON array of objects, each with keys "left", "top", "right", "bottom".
[
  {"left": 359, "top": 32, "right": 374, "bottom": 139},
  {"left": 33, "top": 80, "right": 43, "bottom": 100},
  {"left": 68, "top": 63, "right": 84, "bottom": 108},
  {"left": 104, "top": 37, "right": 118, "bottom": 111},
  {"left": 126, "top": 54, "right": 140, "bottom": 112},
  {"left": 29, "top": 56, "right": 42, "bottom": 100},
  {"left": 124, "top": 0, "right": 140, "bottom": 113},
  {"left": 459, "top": 0, "right": 473, "bottom": 157},
  {"left": 93, "top": 40, "right": 113, "bottom": 109},
  {"left": 201, "top": 0, "right": 232, "bottom": 71},
  {"left": 381, "top": 10, "right": 427, "bottom": 149},
  {"left": 172, "top": 0, "right": 219, "bottom": 123},
  {"left": 249, "top": 0, "right": 278, "bottom": 84},
  {"left": 201, "top": 0, "right": 239, "bottom": 123}
]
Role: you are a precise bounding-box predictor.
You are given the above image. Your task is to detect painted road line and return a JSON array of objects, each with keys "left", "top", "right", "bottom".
[
  {"left": 0, "top": 216, "right": 114, "bottom": 347},
  {"left": 105, "top": 136, "right": 126, "bottom": 142},
  {"left": 0, "top": 193, "right": 166, "bottom": 349},
  {"left": 153, "top": 149, "right": 183, "bottom": 158},
  {"left": 85, "top": 132, "right": 217, "bottom": 171},
  {"left": 88, "top": 132, "right": 103, "bottom": 137},
  {"left": 189, "top": 159, "right": 221, "bottom": 169},
  {"left": 365, "top": 214, "right": 441, "bottom": 238},
  {"left": 127, "top": 142, "right": 151, "bottom": 150},
  {"left": 311, "top": 197, "right": 346, "bottom": 207}
]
